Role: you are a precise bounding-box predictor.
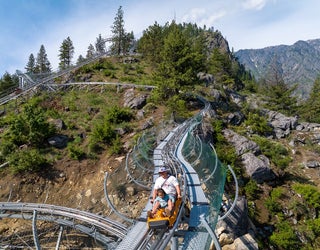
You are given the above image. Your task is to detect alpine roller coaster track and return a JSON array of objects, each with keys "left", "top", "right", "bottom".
[{"left": 0, "top": 53, "right": 239, "bottom": 249}]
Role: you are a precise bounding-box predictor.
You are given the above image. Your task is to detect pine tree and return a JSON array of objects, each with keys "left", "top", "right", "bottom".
[
  {"left": 86, "top": 44, "right": 95, "bottom": 58},
  {"left": 137, "top": 22, "right": 165, "bottom": 66},
  {"left": 154, "top": 22, "right": 202, "bottom": 100},
  {"left": 95, "top": 34, "right": 106, "bottom": 54},
  {"left": 110, "top": 6, "right": 134, "bottom": 56},
  {"left": 0, "top": 72, "right": 17, "bottom": 92},
  {"left": 76, "top": 55, "right": 86, "bottom": 65},
  {"left": 35, "top": 45, "right": 51, "bottom": 73},
  {"left": 25, "top": 53, "right": 36, "bottom": 73},
  {"left": 110, "top": 6, "right": 125, "bottom": 56},
  {"left": 300, "top": 76, "right": 320, "bottom": 122},
  {"left": 58, "top": 37, "right": 74, "bottom": 70},
  {"left": 262, "top": 57, "right": 297, "bottom": 115},
  {"left": 122, "top": 31, "right": 135, "bottom": 54},
  {"left": 208, "top": 48, "right": 233, "bottom": 86}
]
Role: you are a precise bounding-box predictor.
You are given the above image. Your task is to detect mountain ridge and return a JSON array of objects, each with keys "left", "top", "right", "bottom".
[{"left": 235, "top": 38, "right": 320, "bottom": 98}]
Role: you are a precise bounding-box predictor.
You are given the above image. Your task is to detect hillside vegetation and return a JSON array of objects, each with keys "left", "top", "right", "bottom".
[{"left": 1, "top": 19, "right": 320, "bottom": 249}]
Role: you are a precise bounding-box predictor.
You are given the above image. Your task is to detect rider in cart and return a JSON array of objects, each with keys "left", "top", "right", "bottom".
[{"left": 150, "top": 166, "right": 181, "bottom": 217}]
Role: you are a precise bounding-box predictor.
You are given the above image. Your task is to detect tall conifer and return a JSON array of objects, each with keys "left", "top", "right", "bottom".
[
  {"left": 25, "top": 53, "right": 36, "bottom": 73},
  {"left": 95, "top": 34, "right": 106, "bottom": 54},
  {"left": 35, "top": 45, "right": 51, "bottom": 73},
  {"left": 58, "top": 37, "right": 74, "bottom": 70},
  {"left": 86, "top": 44, "right": 95, "bottom": 58}
]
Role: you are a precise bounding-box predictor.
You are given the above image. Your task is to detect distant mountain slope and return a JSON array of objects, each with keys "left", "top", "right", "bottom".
[{"left": 235, "top": 39, "right": 320, "bottom": 98}]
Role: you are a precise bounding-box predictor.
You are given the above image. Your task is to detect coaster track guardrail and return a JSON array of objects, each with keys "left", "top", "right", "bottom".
[{"left": 0, "top": 202, "right": 128, "bottom": 248}]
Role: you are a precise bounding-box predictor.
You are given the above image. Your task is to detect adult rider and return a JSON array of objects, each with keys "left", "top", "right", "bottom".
[{"left": 151, "top": 166, "right": 182, "bottom": 216}]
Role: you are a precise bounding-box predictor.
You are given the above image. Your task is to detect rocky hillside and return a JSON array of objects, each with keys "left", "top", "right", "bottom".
[
  {"left": 235, "top": 38, "right": 320, "bottom": 98},
  {"left": 1, "top": 24, "right": 320, "bottom": 248},
  {"left": 1, "top": 65, "right": 320, "bottom": 249}
]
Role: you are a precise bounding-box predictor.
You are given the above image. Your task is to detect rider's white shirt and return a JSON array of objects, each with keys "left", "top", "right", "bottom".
[{"left": 154, "top": 175, "right": 179, "bottom": 196}]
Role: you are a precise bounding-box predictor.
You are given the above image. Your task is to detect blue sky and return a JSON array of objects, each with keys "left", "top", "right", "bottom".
[{"left": 1, "top": 0, "right": 320, "bottom": 75}]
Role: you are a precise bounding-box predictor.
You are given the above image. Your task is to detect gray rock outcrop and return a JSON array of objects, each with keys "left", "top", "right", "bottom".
[
  {"left": 197, "top": 72, "right": 214, "bottom": 86},
  {"left": 262, "top": 109, "right": 298, "bottom": 139},
  {"left": 217, "top": 196, "right": 258, "bottom": 249},
  {"left": 223, "top": 129, "right": 276, "bottom": 183},
  {"left": 241, "top": 153, "right": 276, "bottom": 183},
  {"left": 223, "top": 129, "right": 260, "bottom": 156},
  {"left": 123, "top": 88, "right": 148, "bottom": 109}
]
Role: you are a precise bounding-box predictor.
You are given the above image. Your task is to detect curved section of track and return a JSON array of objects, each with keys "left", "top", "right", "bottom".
[{"left": 0, "top": 202, "right": 128, "bottom": 246}]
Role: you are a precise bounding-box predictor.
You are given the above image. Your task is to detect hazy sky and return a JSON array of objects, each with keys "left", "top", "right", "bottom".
[{"left": 1, "top": 0, "right": 320, "bottom": 75}]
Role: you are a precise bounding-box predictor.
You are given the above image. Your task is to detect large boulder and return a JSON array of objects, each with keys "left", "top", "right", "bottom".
[
  {"left": 209, "top": 88, "right": 224, "bottom": 101},
  {"left": 217, "top": 196, "right": 249, "bottom": 239},
  {"left": 223, "top": 129, "right": 277, "bottom": 183},
  {"left": 225, "top": 89, "right": 245, "bottom": 106},
  {"left": 49, "top": 118, "right": 66, "bottom": 130},
  {"left": 48, "top": 134, "right": 68, "bottom": 148},
  {"left": 262, "top": 109, "right": 298, "bottom": 138},
  {"left": 296, "top": 122, "right": 320, "bottom": 131},
  {"left": 197, "top": 72, "right": 214, "bottom": 86},
  {"left": 123, "top": 88, "right": 148, "bottom": 109},
  {"left": 217, "top": 197, "right": 259, "bottom": 249},
  {"left": 225, "top": 111, "right": 245, "bottom": 126},
  {"left": 222, "top": 233, "right": 258, "bottom": 250},
  {"left": 241, "top": 153, "right": 276, "bottom": 183},
  {"left": 223, "top": 129, "right": 260, "bottom": 156},
  {"left": 200, "top": 112, "right": 217, "bottom": 143}
]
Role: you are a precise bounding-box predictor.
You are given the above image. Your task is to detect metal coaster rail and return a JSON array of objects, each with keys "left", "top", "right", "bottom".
[{"left": 0, "top": 202, "right": 128, "bottom": 248}]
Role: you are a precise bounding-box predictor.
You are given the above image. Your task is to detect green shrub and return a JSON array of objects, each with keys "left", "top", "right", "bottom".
[
  {"left": 110, "top": 135, "right": 122, "bottom": 155},
  {"left": 243, "top": 80, "right": 258, "bottom": 93},
  {"left": 91, "top": 121, "right": 116, "bottom": 145},
  {"left": 119, "top": 76, "right": 137, "bottom": 83},
  {"left": 252, "top": 135, "right": 291, "bottom": 170},
  {"left": 8, "top": 149, "right": 48, "bottom": 174},
  {"left": 88, "top": 139, "right": 102, "bottom": 154},
  {"left": 244, "top": 179, "right": 260, "bottom": 200},
  {"left": 271, "top": 187, "right": 285, "bottom": 200},
  {"left": 210, "top": 119, "right": 242, "bottom": 180},
  {"left": 67, "top": 143, "right": 86, "bottom": 160},
  {"left": 103, "top": 69, "right": 113, "bottom": 77},
  {"left": 92, "top": 61, "right": 106, "bottom": 71},
  {"left": 166, "top": 95, "right": 191, "bottom": 120},
  {"left": 0, "top": 140, "right": 17, "bottom": 161},
  {"left": 87, "top": 93, "right": 104, "bottom": 106},
  {"left": 293, "top": 183, "right": 320, "bottom": 210},
  {"left": 265, "top": 196, "right": 281, "bottom": 214},
  {"left": 265, "top": 187, "right": 284, "bottom": 215},
  {"left": 244, "top": 112, "right": 273, "bottom": 135},
  {"left": 270, "top": 221, "right": 300, "bottom": 249},
  {"left": 216, "top": 144, "right": 238, "bottom": 167},
  {"left": 136, "top": 65, "right": 145, "bottom": 74},
  {"left": 103, "top": 60, "right": 116, "bottom": 70},
  {"left": 105, "top": 106, "right": 133, "bottom": 124},
  {"left": 307, "top": 218, "right": 320, "bottom": 236},
  {"left": 143, "top": 102, "right": 157, "bottom": 114},
  {"left": 5, "top": 104, "right": 56, "bottom": 147},
  {"left": 122, "top": 64, "right": 132, "bottom": 74},
  {"left": 76, "top": 65, "right": 93, "bottom": 74},
  {"left": 211, "top": 119, "right": 225, "bottom": 143}
]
